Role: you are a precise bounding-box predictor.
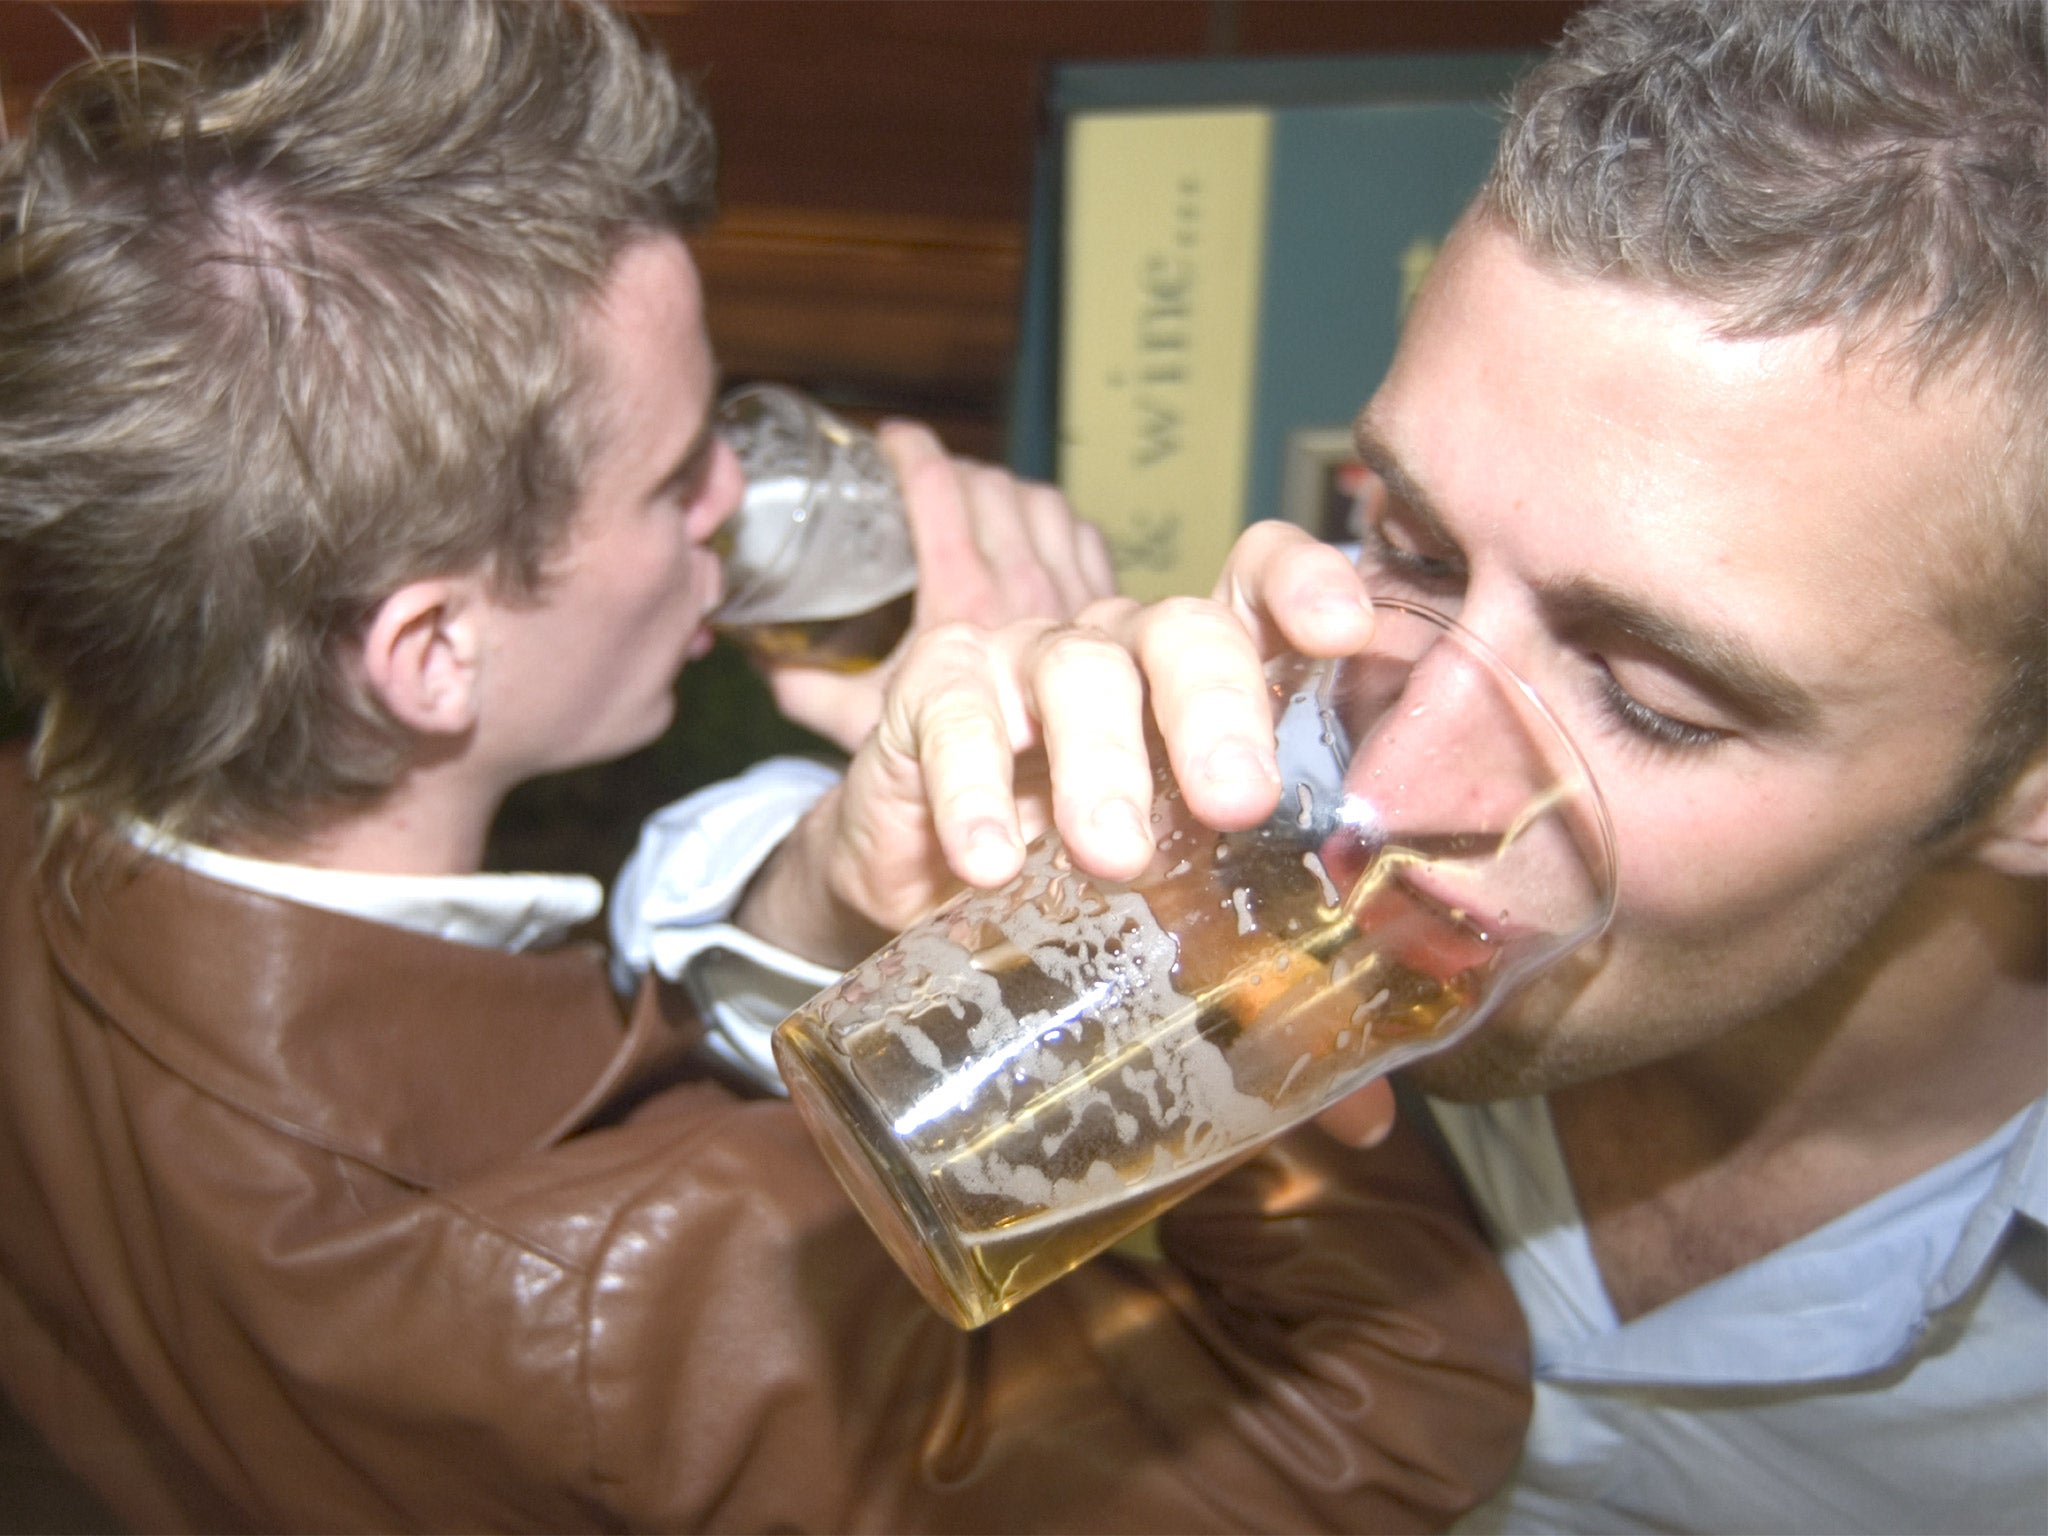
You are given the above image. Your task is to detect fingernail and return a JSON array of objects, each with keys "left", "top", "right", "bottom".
[
  {"left": 963, "top": 819, "right": 1020, "bottom": 878},
  {"left": 1309, "top": 584, "right": 1374, "bottom": 621},
  {"left": 1202, "top": 741, "right": 1278, "bottom": 788},
  {"left": 1091, "top": 798, "right": 1149, "bottom": 850}
]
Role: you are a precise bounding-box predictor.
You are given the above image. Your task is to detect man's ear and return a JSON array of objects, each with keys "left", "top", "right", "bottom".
[
  {"left": 1973, "top": 752, "right": 2048, "bottom": 878},
  {"left": 360, "top": 578, "right": 485, "bottom": 737}
]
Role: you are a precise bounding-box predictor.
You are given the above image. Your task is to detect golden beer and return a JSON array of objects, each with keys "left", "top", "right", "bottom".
[
  {"left": 717, "top": 589, "right": 915, "bottom": 673},
  {"left": 775, "top": 822, "right": 1500, "bottom": 1328},
  {"left": 773, "top": 602, "right": 1617, "bottom": 1329}
]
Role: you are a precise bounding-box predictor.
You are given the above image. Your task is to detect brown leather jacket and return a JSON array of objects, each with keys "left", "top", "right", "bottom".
[{"left": 0, "top": 744, "right": 1528, "bottom": 1533}]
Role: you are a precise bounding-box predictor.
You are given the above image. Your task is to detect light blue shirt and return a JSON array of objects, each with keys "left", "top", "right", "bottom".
[{"left": 1430, "top": 1092, "right": 2048, "bottom": 1534}]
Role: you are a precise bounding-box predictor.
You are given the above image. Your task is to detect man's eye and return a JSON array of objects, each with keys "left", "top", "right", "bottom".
[
  {"left": 1357, "top": 514, "right": 1464, "bottom": 585},
  {"left": 1593, "top": 662, "right": 1729, "bottom": 750}
]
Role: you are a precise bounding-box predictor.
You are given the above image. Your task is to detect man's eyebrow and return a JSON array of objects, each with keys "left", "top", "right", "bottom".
[
  {"left": 1540, "top": 578, "right": 1820, "bottom": 733},
  {"left": 656, "top": 408, "right": 719, "bottom": 500},
  {"left": 1351, "top": 418, "right": 1459, "bottom": 549},
  {"left": 1355, "top": 415, "right": 1816, "bottom": 732}
]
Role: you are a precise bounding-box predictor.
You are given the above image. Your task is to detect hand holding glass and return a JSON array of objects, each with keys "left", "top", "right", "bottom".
[{"left": 773, "top": 599, "right": 1618, "bottom": 1328}]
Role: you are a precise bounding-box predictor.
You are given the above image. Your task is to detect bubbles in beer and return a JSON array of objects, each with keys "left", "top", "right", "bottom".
[{"left": 779, "top": 804, "right": 1501, "bottom": 1325}]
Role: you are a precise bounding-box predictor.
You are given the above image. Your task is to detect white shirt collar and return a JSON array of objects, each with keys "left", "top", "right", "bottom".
[{"left": 126, "top": 824, "right": 604, "bottom": 953}]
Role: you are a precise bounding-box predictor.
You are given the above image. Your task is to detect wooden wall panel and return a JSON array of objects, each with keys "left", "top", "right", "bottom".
[
  {"left": 2, "top": 0, "right": 1582, "bottom": 455},
  {"left": 628, "top": 1, "right": 1580, "bottom": 221}
]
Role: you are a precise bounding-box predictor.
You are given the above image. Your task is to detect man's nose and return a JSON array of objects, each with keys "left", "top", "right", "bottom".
[
  {"left": 1338, "top": 636, "right": 1549, "bottom": 851},
  {"left": 695, "top": 436, "right": 746, "bottom": 543}
]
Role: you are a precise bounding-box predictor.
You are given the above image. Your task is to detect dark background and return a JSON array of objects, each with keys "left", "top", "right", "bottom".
[{"left": 0, "top": 0, "right": 1583, "bottom": 882}]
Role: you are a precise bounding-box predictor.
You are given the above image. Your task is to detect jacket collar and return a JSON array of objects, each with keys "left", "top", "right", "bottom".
[{"left": 41, "top": 838, "right": 702, "bottom": 1188}]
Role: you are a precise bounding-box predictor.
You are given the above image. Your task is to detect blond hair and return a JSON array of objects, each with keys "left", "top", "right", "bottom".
[{"left": 0, "top": 0, "right": 714, "bottom": 850}]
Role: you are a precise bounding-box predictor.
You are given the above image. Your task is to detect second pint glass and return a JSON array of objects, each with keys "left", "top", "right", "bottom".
[{"left": 712, "top": 383, "right": 917, "bottom": 671}]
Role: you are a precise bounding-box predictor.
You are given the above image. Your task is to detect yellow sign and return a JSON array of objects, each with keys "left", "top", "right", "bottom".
[{"left": 1058, "top": 109, "right": 1271, "bottom": 601}]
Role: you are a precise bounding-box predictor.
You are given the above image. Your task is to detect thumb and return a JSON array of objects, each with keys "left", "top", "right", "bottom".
[{"left": 1313, "top": 1077, "right": 1398, "bottom": 1148}]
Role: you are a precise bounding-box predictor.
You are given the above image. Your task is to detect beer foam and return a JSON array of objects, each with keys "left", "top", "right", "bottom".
[{"left": 833, "top": 838, "right": 1280, "bottom": 1224}]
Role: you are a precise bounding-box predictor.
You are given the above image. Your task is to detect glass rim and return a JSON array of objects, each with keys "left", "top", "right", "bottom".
[
  {"left": 710, "top": 383, "right": 830, "bottom": 614},
  {"left": 1353, "top": 595, "right": 1621, "bottom": 929}
]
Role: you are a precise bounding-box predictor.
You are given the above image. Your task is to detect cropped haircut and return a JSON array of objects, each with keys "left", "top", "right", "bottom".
[
  {"left": 1484, "top": 0, "right": 2046, "bottom": 834},
  {"left": 0, "top": 0, "right": 715, "bottom": 852}
]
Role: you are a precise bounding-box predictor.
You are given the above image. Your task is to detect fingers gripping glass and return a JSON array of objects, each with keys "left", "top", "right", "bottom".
[{"left": 773, "top": 600, "right": 1619, "bottom": 1329}]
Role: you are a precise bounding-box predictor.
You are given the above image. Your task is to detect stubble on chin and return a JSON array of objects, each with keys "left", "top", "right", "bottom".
[
  {"left": 1401, "top": 1025, "right": 1641, "bottom": 1103},
  {"left": 1396, "top": 947, "right": 1637, "bottom": 1103}
]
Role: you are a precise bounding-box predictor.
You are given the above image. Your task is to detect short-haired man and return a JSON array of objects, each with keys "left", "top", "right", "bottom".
[
  {"left": 1403, "top": 7, "right": 2047, "bottom": 1525},
  {"left": 950, "top": 2, "right": 2040, "bottom": 1529},
  {"left": 0, "top": 2, "right": 1528, "bottom": 1531}
]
